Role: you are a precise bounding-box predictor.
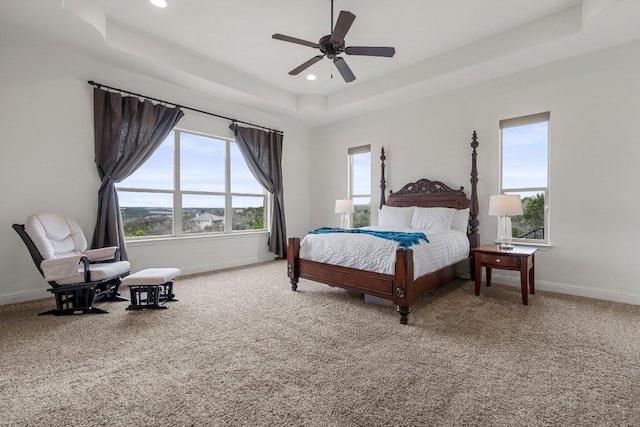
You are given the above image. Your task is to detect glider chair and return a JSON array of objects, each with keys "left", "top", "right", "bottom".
[{"left": 13, "top": 213, "right": 130, "bottom": 316}]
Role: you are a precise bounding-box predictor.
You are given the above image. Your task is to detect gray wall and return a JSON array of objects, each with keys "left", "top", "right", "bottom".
[{"left": 310, "top": 41, "right": 640, "bottom": 304}]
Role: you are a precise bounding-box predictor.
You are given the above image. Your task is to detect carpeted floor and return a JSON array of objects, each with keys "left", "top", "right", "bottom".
[{"left": 1, "top": 260, "right": 638, "bottom": 426}]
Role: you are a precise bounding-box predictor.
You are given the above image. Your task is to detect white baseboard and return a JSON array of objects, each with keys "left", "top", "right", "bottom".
[
  {"left": 0, "top": 288, "right": 51, "bottom": 306},
  {"left": 488, "top": 272, "right": 640, "bottom": 306},
  {"left": 177, "top": 255, "right": 276, "bottom": 276}
]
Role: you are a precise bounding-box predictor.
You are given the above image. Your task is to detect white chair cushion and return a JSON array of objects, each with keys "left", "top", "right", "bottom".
[
  {"left": 55, "top": 261, "right": 131, "bottom": 285},
  {"left": 25, "top": 213, "right": 87, "bottom": 260},
  {"left": 123, "top": 268, "right": 181, "bottom": 286}
]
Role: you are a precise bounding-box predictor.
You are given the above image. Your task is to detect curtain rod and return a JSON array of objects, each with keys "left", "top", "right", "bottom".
[{"left": 87, "top": 80, "right": 283, "bottom": 134}]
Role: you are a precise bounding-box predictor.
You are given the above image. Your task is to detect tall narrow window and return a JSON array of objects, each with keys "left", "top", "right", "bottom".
[
  {"left": 500, "top": 112, "right": 550, "bottom": 245},
  {"left": 348, "top": 145, "right": 371, "bottom": 228}
]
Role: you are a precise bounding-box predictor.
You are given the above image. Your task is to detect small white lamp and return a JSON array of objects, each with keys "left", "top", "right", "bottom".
[
  {"left": 488, "top": 194, "right": 523, "bottom": 250},
  {"left": 335, "top": 199, "right": 354, "bottom": 229}
]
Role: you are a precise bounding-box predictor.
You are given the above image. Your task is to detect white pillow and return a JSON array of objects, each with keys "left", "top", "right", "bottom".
[
  {"left": 451, "top": 208, "right": 470, "bottom": 233},
  {"left": 378, "top": 205, "right": 415, "bottom": 228},
  {"left": 411, "top": 207, "right": 455, "bottom": 230}
]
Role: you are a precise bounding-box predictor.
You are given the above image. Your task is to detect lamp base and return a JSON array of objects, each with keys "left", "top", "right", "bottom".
[
  {"left": 340, "top": 213, "right": 349, "bottom": 229},
  {"left": 497, "top": 215, "right": 514, "bottom": 250}
]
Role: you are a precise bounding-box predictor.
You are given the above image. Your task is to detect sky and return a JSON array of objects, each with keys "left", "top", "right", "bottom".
[
  {"left": 117, "top": 131, "right": 264, "bottom": 209},
  {"left": 351, "top": 151, "right": 371, "bottom": 206},
  {"left": 502, "top": 121, "right": 548, "bottom": 191}
]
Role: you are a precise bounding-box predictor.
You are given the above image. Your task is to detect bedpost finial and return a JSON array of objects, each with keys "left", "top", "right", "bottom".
[
  {"left": 380, "top": 146, "right": 387, "bottom": 209},
  {"left": 471, "top": 131, "right": 479, "bottom": 149}
]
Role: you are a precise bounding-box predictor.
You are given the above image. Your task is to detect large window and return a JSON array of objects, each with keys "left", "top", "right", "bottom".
[
  {"left": 348, "top": 145, "right": 371, "bottom": 228},
  {"left": 117, "top": 130, "right": 266, "bottom": 238},
  {"left": 499, "top": 112, "right": 550, "bottom": 245}
]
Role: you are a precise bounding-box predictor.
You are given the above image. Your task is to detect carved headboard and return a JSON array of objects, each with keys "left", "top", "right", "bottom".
[{"left": 386, "top": 179, "right": 469, "bottom": 210}]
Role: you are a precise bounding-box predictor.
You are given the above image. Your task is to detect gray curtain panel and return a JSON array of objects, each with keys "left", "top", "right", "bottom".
[
  {"left": 230, "top": 123, "right": 287, "bottom": 258},
  {"left": 92, "top": 88, "right": 184, "bottom": 259}
]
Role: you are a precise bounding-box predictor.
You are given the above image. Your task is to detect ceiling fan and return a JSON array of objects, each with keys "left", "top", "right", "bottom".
[{"left": 272, "top": 0, "right": 395, "bottom": 83}]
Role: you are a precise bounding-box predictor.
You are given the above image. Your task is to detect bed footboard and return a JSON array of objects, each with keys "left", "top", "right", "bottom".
[{"left": 286, "top": 237, "right": 416, "bottom": 324}]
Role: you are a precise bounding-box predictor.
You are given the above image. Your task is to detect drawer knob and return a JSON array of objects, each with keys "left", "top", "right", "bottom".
[{"left": 496, "top": 259, "right": 501, "bottom": 263}]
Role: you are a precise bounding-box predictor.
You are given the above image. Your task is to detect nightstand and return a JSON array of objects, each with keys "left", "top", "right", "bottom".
[{"left": 472, "top": 244, "right": 537, "bottom": 305}]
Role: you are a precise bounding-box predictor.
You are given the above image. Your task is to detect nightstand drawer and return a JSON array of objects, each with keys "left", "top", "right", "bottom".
[{"left": 479, "top": 253, "right": 520, "bottom": 268}]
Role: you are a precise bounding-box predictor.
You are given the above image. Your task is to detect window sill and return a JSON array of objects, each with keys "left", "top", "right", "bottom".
[
  {"left": 515, "top": 242, "right": 553, "bottom": 250},
  {"left": 493, "top": 240, "right": 553, "bottom": 250},
  {"left": 126, "top": 230, "right": 269, "bottom": 247}
]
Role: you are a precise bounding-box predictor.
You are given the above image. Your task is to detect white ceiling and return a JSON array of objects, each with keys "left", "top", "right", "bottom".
[{"left": 1, "top": 0, "right": 639, "bottom": 126}]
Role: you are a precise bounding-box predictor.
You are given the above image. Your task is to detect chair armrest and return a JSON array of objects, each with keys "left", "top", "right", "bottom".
[
  {"left": 41, "top": 255, "right": 89, "bottom": 282},
  {"left": 84, "top": 247, "right": 119, "bottom": 262}
]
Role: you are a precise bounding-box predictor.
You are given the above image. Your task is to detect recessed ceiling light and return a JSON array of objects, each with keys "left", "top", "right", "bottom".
[
  {"left": 150, "top": 0, "right": 168, "bottom": 8},
  {"left": 306, "top": 74, "right": 317, "bottom": 81}
]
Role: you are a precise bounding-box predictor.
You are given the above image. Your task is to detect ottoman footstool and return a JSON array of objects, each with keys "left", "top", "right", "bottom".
[{"left": 124, "top": 268, "right": 180, "bottom": 310}]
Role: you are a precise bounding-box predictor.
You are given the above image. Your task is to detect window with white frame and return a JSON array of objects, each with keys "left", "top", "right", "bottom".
[
  {"left": 116, "top": 129, "right": 266, "bottom": 238},
  {"left": 348, "top": 145, "right": 371, "bottom": 228},
  {"left": 499, "top": 112, "right": 550, "bottom": 244}
]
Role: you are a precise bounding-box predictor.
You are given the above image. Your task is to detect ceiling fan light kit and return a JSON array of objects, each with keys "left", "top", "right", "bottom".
[
  {"left": 149, "top": 0, "right": 168, "bottom": 8},
  {"left": 272, "top": 0, "right": 395, "bottom": 83}
]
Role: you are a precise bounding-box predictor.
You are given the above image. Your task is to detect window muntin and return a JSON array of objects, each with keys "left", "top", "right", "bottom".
[
  {"left": 348, "top": 145, "right": 371, "bottom": 228},
  {"left": 500, "top": 113, "right": 550, "bottom": 244},
  {"left": 117, "top": 130, "right": 265, "bottom": 238}
]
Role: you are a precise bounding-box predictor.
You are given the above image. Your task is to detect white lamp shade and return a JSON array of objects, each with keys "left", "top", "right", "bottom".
[
  {"left": 335, "top": 199, "right": 354, "bottom": 214},
  {"left": 488, "top": 195, "right": 523, "bottom": 216}
]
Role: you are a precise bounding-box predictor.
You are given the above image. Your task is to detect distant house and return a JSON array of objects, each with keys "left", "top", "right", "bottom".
[{"left": 192, "top": 213, "right": 224, "bottom": 231}]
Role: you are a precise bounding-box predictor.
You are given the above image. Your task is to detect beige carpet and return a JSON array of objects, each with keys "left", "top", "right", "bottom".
[{"left": 1, "top": 260, "right": 638, "bottom": 427}]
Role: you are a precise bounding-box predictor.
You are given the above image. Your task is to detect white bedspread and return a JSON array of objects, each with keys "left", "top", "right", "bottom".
[{"left": 299, "top": 226, "right": 470, "bottom": 280}]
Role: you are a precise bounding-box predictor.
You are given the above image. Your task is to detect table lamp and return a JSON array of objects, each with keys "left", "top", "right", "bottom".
[
  {"left": 488, "top": 194, "right": 523, "bottom": 250},
  {"left": 335, "top": 199, "right": 354, "bottom": 229}
]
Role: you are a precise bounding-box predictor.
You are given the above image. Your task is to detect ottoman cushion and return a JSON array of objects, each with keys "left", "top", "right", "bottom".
[{"left": 123, "top": 268, "right": 181, "bottom": 286}]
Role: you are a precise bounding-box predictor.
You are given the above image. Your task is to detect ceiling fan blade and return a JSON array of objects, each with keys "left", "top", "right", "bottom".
[
  {"left": 272, "top": 34, "right": 319, "bottom": 49},
  {"left": 289, "top": 55, "right": 325, "bottom": 75},
  {"left": 331, "top": 11, "right": 356, "bottom": 43},
  {"left": 333, "top": 57, "right": 356, "bottom": 83},
  {"left": 345, "top": 46, "right": 396, "bottom": 57}
]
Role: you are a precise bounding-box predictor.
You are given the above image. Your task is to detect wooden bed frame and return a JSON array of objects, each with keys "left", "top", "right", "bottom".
[{"left": 287, "top": 131, "right": 480, "bottom": 324}]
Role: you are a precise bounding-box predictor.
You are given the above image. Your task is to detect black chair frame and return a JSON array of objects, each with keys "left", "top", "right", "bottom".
[{"left": 13, "top": 223, "right": 128, "bottom": 316}]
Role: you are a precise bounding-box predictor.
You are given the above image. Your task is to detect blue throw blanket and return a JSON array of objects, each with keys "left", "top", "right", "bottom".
[{"left": 308, "top": 227, "right": 429, "bottom": 248}]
